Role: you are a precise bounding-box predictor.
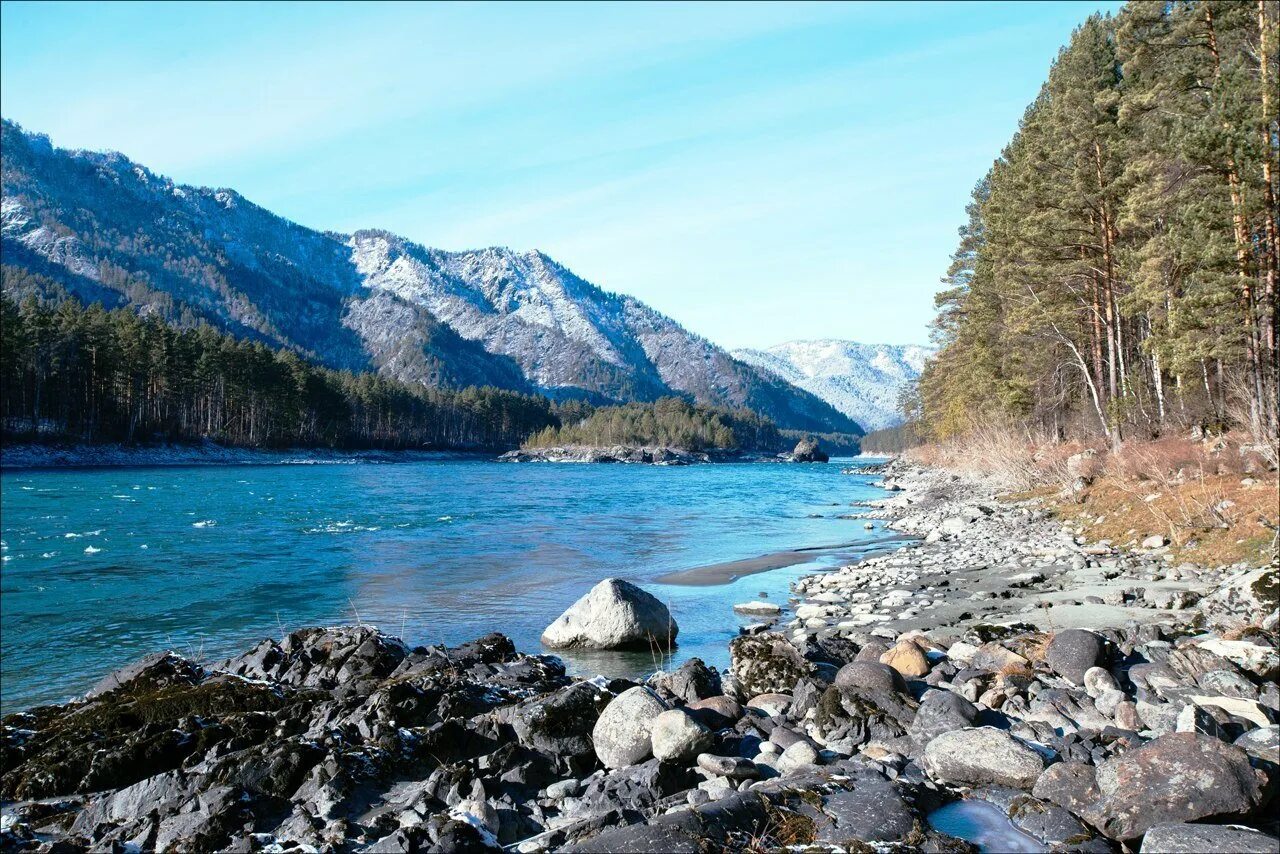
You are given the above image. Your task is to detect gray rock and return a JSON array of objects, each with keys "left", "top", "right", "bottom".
[
  {"left": 649, "top": 657, "right": 721, "bottom": 704},
  {"left": 591, "top": 686, "right": 669, "bottom": 768},
  {"left": 1090, "top": 732, "right": 1265, "bottom": 840},
  {"left": 1032, "top": 761, "right": 1101, "bottom": 817},
  {"left": 508, "top": 681, "right": 604, "bottom": 758},
  {"left": 777, "top": 739, "right": 821, "bottom": 774},
  {"left": 1083, "top": 666, "right": 1119, "bottom": 698},
  {"left": 1140, "top": 823, "right": 1279, "bottom": 853},
  {"left": 1234, "top": 725, "right": 1279, "bottom": 765},
  {"left": 811, "top": 774, "right": 917, "bottom": 844},
  {"left": 541, "top": 579, "right": 678, "bottom": 650},
  {"left": 909, "top": 689, "right": 977, "bottom": 746},
  {"left": 685, "top": 695, "right": 743, "bottom": 730},
  {"left": 922, "top": 727, "right": 1046, "bottom": 789},
  {"left": 790, "top": 437, "right": 828, "bottom": 463},
  {"left": 696, "top": 754, "right": 759, "bottom": 779},
  {"left": 649, "top": 709, "right": 712, "bottom": 764},
  {"left": 833, "top": 661, "right": 907, "bottom": 695},
  {"left": 1045, "top": 629, "right": 1104, "bottom": 685}
]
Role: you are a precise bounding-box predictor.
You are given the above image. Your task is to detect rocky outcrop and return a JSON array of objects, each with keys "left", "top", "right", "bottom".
[
  {"left": 541, "top": 578, "right": 678, "bottom": 650},
  {"left": 921, "top": 727, "right": 1047, "bottom": 789},
  {"left": 786, "top": 437, "right": 829, "bottom": 463}
]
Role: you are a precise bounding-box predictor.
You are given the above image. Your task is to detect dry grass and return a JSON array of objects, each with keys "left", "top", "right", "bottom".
[
  {"left": 910, "top": 425, "right": 1278, "bottom": 567},
  {"left": 998, "top": 661, "right": 1035, "bottom": 678}
]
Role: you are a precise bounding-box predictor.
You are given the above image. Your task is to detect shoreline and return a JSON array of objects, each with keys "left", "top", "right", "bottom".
[
  {"left": 2, "top": 457, "right": 1276, "bottom": 852},
  {"left": 655, "top": 534, "right": 909, "bottom": 586},
  {"left": 0, "top": 442, "right": 497, "bottom": 470}
]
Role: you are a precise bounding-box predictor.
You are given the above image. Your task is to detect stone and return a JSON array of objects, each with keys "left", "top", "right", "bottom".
[
  {"left": 1083, "top": 666, "right": 1119, "bottom": 698},
  {"left": 1234, "top": 725, "right": 1279, "bottom": 765},
  {"left": 727, "top": 633, "right": 815, "bottom": 699},
  {"left": 685, "top": 696, "right": 743, "bottom": 730},
  {"left": 1032, "top": 761, "right": 1101, "bottom": 817},
  {"left": 649, "top": 657, "right": 721, "bottom": 704},
  {"left": 921, "top": 727, "right": 1046, "bottom": 789},
  {"left": 880, "top": 642, "right": 930, "bottom": 678},
  {"left": 732, "top": 601, "right": 781, "bottom": 616},
  {"left": 508, "top": 681, "right": 604, "bottom": 759},
  {"left": 777, "top": 739, "right": 821, "bottom": 774},
  {"left": 1090, "top": 732, "right": 1265, "bottom": 840},
  {"left": 591, "top": 686, "right": 669, "bottom": 769},
  {"left": 746, "top": 693, "right": 792, "bottom": 717},
  {"left": 810, "top": 774, "right": 917, "bottom": 844},
  {"left": 833, "top": 661, "right": 907, "bottom": 695},
  {"left": 649, "top": 709, "right": 712, "bottom": 764},
  {"left": 1141, "top": 534, "right": 1168, "bottom": 549},
  {"left": 541, "top": 579, "right": 678, "bottom": 650},
  {"left": 1189, "top": 695, "right": 1274, "bottom": 729},
  {"left": 695, "top": 754, "right": 759, "bottom": 780},
  {"left": 1045, "top": 629, "right": 1104, "bottom": 685},
  {"left": 1195, "top": 639, "right": 1279, "bottom": 681},
  {"left": 909, "top": 689, "right": 977, "bottom": 746},
  {"left": 970, "top": 642, "right": 1029, "bottom": 673},
  {"left": 1139, "top": 823, "right": 1279, "bottom": 853},
  {"left": 791, "top": 437, "right": 828, "bottom": 463}
]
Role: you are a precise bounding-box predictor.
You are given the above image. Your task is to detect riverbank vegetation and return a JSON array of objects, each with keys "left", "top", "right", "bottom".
[
  {"left": 522, "top": 396, "right": 783, "bottom": 452},
  {"left": 911, "top": 1, "right": 1277, "bottom": 457}
]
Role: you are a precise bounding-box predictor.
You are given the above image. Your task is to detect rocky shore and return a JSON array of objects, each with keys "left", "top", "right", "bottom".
[{"left": 2, "top": 461, "right": 1277, "bottom": 852}]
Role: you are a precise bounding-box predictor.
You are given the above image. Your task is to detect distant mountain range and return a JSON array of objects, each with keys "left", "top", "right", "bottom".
[
  {"left": 0, "top": 120, "right": 859, "bottom": 434},
  {"left": 733, "top": 340, "right": 931, "bottom": 431}
]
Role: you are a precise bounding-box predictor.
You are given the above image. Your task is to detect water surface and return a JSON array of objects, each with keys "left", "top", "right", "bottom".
[{"left": 0, "top": 457, "right": 891, "bottom": 711}]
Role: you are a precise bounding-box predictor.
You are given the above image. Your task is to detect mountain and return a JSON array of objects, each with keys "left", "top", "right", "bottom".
[
  {"left": 732, "top": 340, "right": 931, "bottom": 431},
  {"left": 0, "top": 120, "right": 858, "bottom": 434}
]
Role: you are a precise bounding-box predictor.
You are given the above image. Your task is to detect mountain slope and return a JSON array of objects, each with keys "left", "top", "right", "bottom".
[
  {"left": 733, "top": 340, "right": 931, "bottom": 431},
  {"left": 0, "top": 120, "right": 856, "bottom": 432}
]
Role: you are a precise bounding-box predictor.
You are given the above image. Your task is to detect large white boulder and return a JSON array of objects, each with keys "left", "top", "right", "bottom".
[
  {"left": 592, "top": 686, "right": 669, "bottom": 768},
  {"left": 541, "top": 578, "right": 678, "bottom": 650}
]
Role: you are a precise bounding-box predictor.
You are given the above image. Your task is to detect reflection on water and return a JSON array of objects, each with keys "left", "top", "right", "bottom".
[{"left": 0, "top": 457, "right": 890, "bottom": 711}]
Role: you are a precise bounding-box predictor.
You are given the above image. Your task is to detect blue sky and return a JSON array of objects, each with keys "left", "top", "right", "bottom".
[{"left": 1, "top": 1, "right": 1118, "bottom": 349}]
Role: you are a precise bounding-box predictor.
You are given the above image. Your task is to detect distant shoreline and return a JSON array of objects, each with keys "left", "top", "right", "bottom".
[
  {"left": 0, "top": 442, "right": 495, "bottom": 471},
  {"left": 655, "top": 534, "right": 908, "bottom": 586}
]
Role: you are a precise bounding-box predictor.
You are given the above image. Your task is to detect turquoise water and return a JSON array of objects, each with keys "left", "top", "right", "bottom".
[
  {"left": 0, "top": 457, "right": 892, "bottom": 711},
  {"left": 928, "top": 801, "right": 1047, "bottom": 853}
]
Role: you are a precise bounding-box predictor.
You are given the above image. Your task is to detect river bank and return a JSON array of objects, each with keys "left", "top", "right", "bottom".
[
  {"left": 2, "top": 459, "right": 1276, "bottom": 852},
  {"left": 0, "top": 442, "right": 493, "bottom": 470}
]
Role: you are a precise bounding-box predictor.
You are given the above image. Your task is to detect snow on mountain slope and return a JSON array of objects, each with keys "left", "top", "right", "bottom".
[
  {"left": 1, "top": 119, "right": 858, "bottom": 433},
  {"left": 733, "top": 340, "right": 931, "bottom": 431}
]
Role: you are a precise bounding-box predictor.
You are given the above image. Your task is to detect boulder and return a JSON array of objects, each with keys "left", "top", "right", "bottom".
[
  {"left": 909, "top": 689, "right": 977, "bottom": 746},
  {"left": 810, "top": 774, "right": 917, "bottom": 844},
  {"left": 728, "top": 633, "right": 815, "bottom": 699},
  {"left": 649, "top": 657, "right": 721, "bottom": 704},
  {"left": 922, "top": 727, "right": 1046, "bottom": 789},
  {"left": 833, "top": 661, "right": 907, "bottom": 695},
  {"left": 1140, "top": 823, "right": 1278, "bottom": 853},
  {"left": 790, "top": 437, "right": 829, "bottom": 463},
  {"left": 685, "top": 696, "right": 743, "bottom": 730},
  {"left": 696, "top": 754, "right": 758, "bottom": 779},
  {"left": 732, "top": 601, "right": 781, "bottom": 616},
  {"left": 541, "top": 579, "right": 678, "bottom": 651},
  {"left": 1090, "top": 732, "right": 1265, "bottom": 840},
  {"left": 591, "top": 686, "right": 669, "bottom": 768},
  {"left": 650, "top": 709, "right": 712, "bottom": 764},
  {"left": 1045, "top": 629, "right": 1104, "bottom": 685},
  {"left": 880, "top": 642, "right": 930, "bottom": 678},
  {"left": 507, "top": 681, "right": 606, "bottom": 759},
  {"left": 777, "top": 739, "right": 821, "bottom": 774}
]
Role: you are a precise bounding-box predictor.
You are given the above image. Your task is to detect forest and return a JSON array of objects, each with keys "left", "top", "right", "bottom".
[
  {"left": 0, "top": 277, "right": 799, "bottom": 455},
  {"left": 522, "top": 397, "right": 784, "bottom": 452},
  {"left": 912, "top": 1, "right": 1278, "bottom": 451},
  {"left": 0, "top": 282, "right": 559, "bottom": 450}
]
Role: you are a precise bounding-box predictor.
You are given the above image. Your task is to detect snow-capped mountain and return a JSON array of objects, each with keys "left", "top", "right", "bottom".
[
  {"left": 733, "top": 340, "right": 932, "bottom": 431},
  {"left": 0, "top": 120, "right": 858, "bottom": 433}
]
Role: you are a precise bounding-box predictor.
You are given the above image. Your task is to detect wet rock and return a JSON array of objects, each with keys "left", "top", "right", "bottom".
[
  {"left": 592, "top": 686, "right": 669, "bottom": 769},
  {"left": 810, "top": 772, "right": 917, "bottom": 844},
  {"left": 1045, "top": 629, "right": 1104, "bottom": 685},
  {"left": 922, "top": 727, "right": 1046, "bottom": 789},
  {"left": 650, "top": 709, "right": 712, "bottom": 764},
  {"left": 84, "top": 652, "right": 204, "bottom": 699},
  {"left": 541, "top": 579, "right": 678, "bottom": 651},
  {"left": 1139, "top": 822, "right": 1279, "bottom": 853}
]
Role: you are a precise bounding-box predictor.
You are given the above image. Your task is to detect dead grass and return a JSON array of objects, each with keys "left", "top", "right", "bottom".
[
  {"left": 998, "top": 661, "right": 1035, "bottom": 678},
  {"left": 910, "top": 426, "right": 1278, "bottom": 567}
]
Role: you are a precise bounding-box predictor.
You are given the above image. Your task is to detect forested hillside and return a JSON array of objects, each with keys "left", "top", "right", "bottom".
[
  {"left": 523, "top": 397, "right": 783, "bottom": 452},
  {"left": 0, "top": 281, "right": 557, "bottom": 450},
  {"left": 913, "top": 1, "right": 1277, "bottom": 449}
]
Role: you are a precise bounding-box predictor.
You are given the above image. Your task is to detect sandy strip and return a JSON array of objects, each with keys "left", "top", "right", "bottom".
[{"left": 656, "top": 535, "right": 909, "bottom": 586}]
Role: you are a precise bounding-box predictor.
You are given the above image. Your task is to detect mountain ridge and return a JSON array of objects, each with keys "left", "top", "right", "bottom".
[
  {"left": 0, "top": 119, "right": 859, "bottom": 434},
  {"left": 733, "top": 339, "right": 931, "bottom": 431}
]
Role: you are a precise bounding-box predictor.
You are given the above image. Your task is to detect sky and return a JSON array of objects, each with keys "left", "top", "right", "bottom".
[{"left": 0, "top": 0, "right": 1120, "bottom": 350}]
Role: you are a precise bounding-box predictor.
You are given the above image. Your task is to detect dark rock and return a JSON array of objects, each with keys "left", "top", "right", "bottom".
[
  {"left": 790, "top": 438, "right": 829, "bottom": 463},
  {"left": 649, "top": 657, "right": 721, "bottom": 704},
  {"left": 685, "top": 696, "right": 743, "bottom": 730},
  {"left": 1045, "top": 629, "right": 1105, "bottom": 685},
  {"left": 506, "top": 681, "right": 606, "bottom": 760},
  {"left": 909, "top": 689, "right": 978, "bottom": 746},
  {"left": 809, "top": 772, "right": 917, "bottom": 844},
  {"left": 833, "top": 661, "right": 907, "bottom": 695}
]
